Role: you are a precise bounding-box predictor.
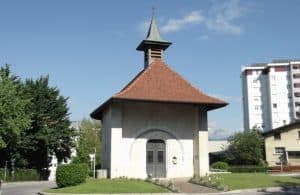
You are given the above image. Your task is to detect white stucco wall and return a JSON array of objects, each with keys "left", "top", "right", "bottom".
[{"left": 102, "top": 101, "right": 209, "bottom": 178}]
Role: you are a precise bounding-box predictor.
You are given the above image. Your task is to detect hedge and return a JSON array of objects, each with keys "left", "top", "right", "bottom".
[
  {"left": 211, "top": 161, "right": 229, "bottom": 171},
  {"left": 0, "top": 168, "right": 40, "bottom": 181},
  {"left": 228, "top": 166, "right": 271, "bottom": 173},
  {"left": 56, "top": 163, "right": 88, "bottom": 188}
]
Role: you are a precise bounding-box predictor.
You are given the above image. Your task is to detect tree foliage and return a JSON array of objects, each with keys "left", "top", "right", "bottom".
[
  {"left": 74, "top": 118, "right": 101, "bottom": 166},
  {"left": 0, "top": 64, "right": 31, "bottom": 149},
  {"left": 225, "top": 131, "right": 264, "bottom": 165},
  {"left": 16, "top": 76, "right": 75, "bottom": 170},
  {"left": 0, "top": 64, "right": 74, "bottom": 175}
]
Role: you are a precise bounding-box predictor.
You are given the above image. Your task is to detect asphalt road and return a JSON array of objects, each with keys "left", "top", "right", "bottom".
[{"left": 1, "top": 181, "right": 56, "bottom": 195}]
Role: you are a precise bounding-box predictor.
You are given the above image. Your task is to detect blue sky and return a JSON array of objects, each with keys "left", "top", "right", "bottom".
[{"left": 1, "top": 0, "right": 300, "bottom": 139}]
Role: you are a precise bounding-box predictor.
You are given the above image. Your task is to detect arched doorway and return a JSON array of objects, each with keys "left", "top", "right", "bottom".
[{"left": 146, "top": 139, "right": 166, "bottom": 178}]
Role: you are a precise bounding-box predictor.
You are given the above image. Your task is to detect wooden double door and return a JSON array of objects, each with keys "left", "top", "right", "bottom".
[{"left": 146, "top": 139, "right": 166, "bottom": 178}]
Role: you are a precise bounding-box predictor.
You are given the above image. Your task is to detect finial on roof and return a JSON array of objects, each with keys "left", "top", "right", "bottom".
[{"left": 152, "top": 6, "right": 155, "bottom": 18}]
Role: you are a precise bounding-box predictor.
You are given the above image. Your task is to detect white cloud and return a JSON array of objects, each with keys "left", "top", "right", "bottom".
[
  {"left": 205, "top": 0, "right": 245, "bottom": 34},
  {"left": 137, "top": 0, "right": 247, "bottom": 36},
  {"left": 161, "top": 11, "right": 204, "bottom": 33}
]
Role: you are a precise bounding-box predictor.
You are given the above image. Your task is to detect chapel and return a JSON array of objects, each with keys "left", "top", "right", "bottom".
[{"left": 91, "top": 15, "right": 227, "bottom": 178}]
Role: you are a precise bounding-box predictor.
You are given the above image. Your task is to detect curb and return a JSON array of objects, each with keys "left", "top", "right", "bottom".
[{"left": 38, "top": 193, "right": 178, "bottom": 195}]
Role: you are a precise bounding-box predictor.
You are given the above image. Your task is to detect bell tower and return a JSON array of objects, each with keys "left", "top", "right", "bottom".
[{"left": 136, "top": 13, "right": 172, "bottom": 69}]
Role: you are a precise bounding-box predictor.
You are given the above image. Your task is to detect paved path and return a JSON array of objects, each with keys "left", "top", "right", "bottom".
[
  {"left": 1, "top": 181, "right": 56, "bottom": 195},
  {"left": 172, "top": 178, "right": 219, "bottom": 193}
]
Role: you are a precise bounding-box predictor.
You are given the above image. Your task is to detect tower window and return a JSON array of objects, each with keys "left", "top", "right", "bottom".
[{"left": 273, "top": 103, "right": 277, "bottom": 108}]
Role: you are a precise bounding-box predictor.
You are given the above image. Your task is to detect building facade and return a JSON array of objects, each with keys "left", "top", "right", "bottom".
[
  {"left": 91, "top": 16, "right": 227, "bottom": 178},
  {"left": 242, "top": 59, "right": 300, "bottom": 132},
  {"left": 263, "top": 121, "right": 300, "bottom": 166}
]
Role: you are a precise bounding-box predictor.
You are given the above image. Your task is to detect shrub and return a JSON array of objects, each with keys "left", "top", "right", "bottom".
[
  {"left": 211, "top": 162, "right": 229, "bottom": 171},
  {"left": 0, "top": 168, "right": 39, "bottom": 181},
  {"left": 15, "top": 169, "right": 39, "bottom": 181},
  {"left": 228, "top": 166, "right": 271, "bottom": 173},
  {"left": 56, "top": 163, "right": 88, "bottom": 188}
]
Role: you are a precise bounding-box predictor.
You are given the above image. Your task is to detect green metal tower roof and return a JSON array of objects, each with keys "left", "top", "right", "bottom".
[
  {"left": 136, "top": 15, "right": 172, "bottom": 51},
  {"left": 145, "top": 16, "right": 168, "bottom": 42}
]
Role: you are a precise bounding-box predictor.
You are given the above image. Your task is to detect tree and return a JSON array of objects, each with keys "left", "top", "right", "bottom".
[
  {"left": 16, "top": 76, "right": 75, "bottom": 171},
  {"left": 0, "top": 65, "right": 31, "bottom": 150},
  {"left": 74, "top": 118, "right": 101, "bottom": 166},
  {"left": 225, "top": 131, "right": 264, "bottom": 165}
]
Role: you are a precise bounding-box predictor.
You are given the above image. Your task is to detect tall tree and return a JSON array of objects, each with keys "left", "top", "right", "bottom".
[
  {"left": 0, "top": 64, "right": 31, "bottom": 152},
  {"left": 17, "top": 76, "right": 75, "bottom": 171},
  {"left": 75, "top": 118, "right": 101, "bottom": 166},
  {"left": 225, "top": 131, "right": 264, "bottom": 165}
]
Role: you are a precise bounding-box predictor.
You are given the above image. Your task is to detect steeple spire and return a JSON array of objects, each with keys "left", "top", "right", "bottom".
[{"left": 137, "top": 11, "right": 172, "bottom": 69}]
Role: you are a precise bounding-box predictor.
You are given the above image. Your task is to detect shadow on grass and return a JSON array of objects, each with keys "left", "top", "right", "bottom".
[{"left": 256, "top": 177, "right": 300, "bottom": 195}]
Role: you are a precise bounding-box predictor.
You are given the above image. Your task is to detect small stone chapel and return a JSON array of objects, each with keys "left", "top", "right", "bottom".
[{"left": 91, "top": 15, "right": 227, "bottom": 179}]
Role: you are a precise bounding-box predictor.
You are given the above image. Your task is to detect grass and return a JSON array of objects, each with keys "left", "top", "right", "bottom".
[
  {"left": 209, "top": 173, "right": 300, "bottom": 190},
  {"left": 45, "top": 178, "right": 170, "bottom": 194}
]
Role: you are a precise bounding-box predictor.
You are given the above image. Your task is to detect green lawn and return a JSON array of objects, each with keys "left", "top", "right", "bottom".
[
  {"left": 45, "top": 179, "right": 169, "bottom": 194},
  {"left": 213, "top": 173, "right": 300, "bottom": 190}
]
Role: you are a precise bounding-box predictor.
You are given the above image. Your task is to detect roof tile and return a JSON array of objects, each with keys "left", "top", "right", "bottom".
[{"left": 113, "top": 60, "right": 227, "bottom": 106}]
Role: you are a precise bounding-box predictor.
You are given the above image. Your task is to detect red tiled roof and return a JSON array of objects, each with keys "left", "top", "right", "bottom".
[
  {"left": 91, "top": 61, "right": 227, "bottom": 119},
  {"left": 113, "top": 61, "right": 226, "bottom": 105}
]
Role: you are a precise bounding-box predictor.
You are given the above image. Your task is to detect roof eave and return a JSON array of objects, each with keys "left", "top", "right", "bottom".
[
  {"left": 90, "top": 97, "right": 228, "bottom": 120},
  {"left": 136, "top": 40, "right": 172, "bottom": 51}
]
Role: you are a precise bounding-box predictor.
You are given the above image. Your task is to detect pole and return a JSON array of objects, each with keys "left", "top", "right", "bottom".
[
  {"left": 4, "top": 161, "right": 7, "bottom": 182},
  {"left": 93, "top": 148, "right": 96, "bottom": 178}
]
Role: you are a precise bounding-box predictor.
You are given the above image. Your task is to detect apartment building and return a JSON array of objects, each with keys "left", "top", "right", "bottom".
[{"left": 242, "top": 59, "right": 300, "bottom": 132}]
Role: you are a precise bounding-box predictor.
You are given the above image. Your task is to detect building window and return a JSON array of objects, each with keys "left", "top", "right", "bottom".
[
  {"left": 298, "top": 131, "right": 300, "bottom": 139},
  {"left": 283, "top": 120, "right": 286, "bottom": 125},
  {"left": 293, "top": 64, "right": 300, "bottom": 69},
  {"left": 288, "top": 151, "right": 300, "bottom": 159},
  {"left": 275, "top": 66, "right": 286, "bottom": 72},
  {"left": 295, "top": 92, "right": 300, "bottom": 97},
  {"left": 274, "top": 133, "right": 281, "bottom": 140},
  {"left": 275, "top": 147, "right": 285, "bottom": 154},
  {"left": 294, "top": 83, "right": 300, "bottom": 88},
  {"left": 245, "top": 70, "right": 252, "bottom": 75},
  {"left": 255, "top": 105, "right": 260, "bottom": 110},
  {"left": 273, "top": 103, "right": 277, "bottom": 108},
  {"left": 293, "top": 73, "right": 300, "bottom": 79}
]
